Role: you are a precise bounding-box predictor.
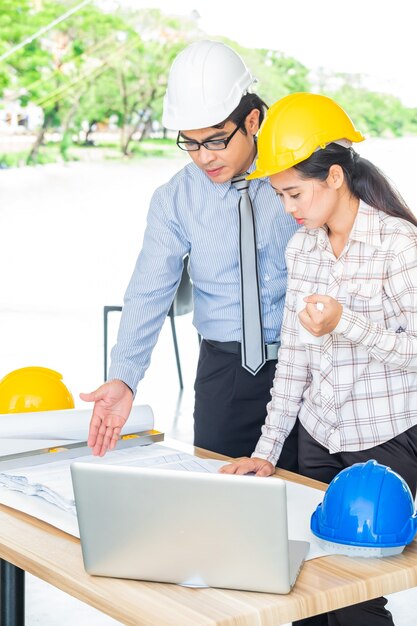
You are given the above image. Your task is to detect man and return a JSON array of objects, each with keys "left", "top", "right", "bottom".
[{"left": 81, "top": 40, "right": 299, "bottom": 467}]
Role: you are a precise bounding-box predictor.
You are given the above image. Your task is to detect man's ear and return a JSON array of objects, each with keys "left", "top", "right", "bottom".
[
  {"left": 245, "top": 108, "right": 260, "bottom": 135},
  {"left": 326, "top": 164, "right": 344, "bottom": 189}
]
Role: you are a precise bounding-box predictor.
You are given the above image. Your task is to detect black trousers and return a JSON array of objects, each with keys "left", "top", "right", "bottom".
[
  {"left": 294, "top": 423, "right": 417, "bottom": 626},
  {"left": 193, "top": 339, "right": 299, "bottom": 472}
]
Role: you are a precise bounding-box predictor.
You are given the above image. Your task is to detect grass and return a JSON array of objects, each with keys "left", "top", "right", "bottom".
[
  {"left": 129, "top": 138, "right": 178, "bottom": 158},
  {"left": 0, "top": 138, "right": 179, "bottom": 168},
  {"left": 0, "top": 145, "right": 75, "bottom": 168},
  {"left": 97, "top": 137, "right": 178, "bottom": 159}
]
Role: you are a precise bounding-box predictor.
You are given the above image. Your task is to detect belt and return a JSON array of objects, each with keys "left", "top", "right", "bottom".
[{"left": 204, "top": 339, "right": 280, "bottom": 361}]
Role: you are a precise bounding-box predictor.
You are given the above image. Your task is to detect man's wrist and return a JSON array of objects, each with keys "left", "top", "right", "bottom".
[{"left": 108, "top": 378, "right": 134, "bottom": 396}]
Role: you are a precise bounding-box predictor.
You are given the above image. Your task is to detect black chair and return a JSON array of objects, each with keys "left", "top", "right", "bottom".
[{"left": 103, "top": 256, "right": 199, "bottom": 389}]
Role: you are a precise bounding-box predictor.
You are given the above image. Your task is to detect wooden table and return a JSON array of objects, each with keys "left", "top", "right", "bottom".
[{"left": 1, "top": 440, "right": 417, "bottom": 625}]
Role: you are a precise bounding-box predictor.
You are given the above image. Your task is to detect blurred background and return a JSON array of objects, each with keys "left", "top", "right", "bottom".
[
  {"left": 1, "top": 0, "right": 417, "bottom": 404},
  {"left": 1, "top": 2, "right": 417, "bottom": 622}
]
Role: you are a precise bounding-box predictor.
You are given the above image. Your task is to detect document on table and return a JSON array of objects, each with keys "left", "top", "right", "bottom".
[
  {"left": 0, "top": 444, "right": 222, "bottom": 516},
  {"left": 0, "top": 438, "right": 329, "bottom": 559}
]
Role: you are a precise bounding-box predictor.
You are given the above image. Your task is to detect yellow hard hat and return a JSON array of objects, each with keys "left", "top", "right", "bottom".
[
  {"left": 248, "top": 92, "right": 365, "bottom": 180},
  {"left": 0, "top": 366, "right": 75, "bottom": 413}
]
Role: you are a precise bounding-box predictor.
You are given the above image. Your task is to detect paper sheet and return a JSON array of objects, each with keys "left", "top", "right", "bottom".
[
  {"left": 0, "top": 441, "right": 329, "bottom": 559},
  {"left": 0, "top": 444, "right": 217, "bottom": 517}
]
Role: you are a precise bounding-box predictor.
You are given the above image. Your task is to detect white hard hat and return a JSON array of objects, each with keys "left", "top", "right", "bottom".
[{"left": 162, "top": 40, "right": 256, "bottom": 131}]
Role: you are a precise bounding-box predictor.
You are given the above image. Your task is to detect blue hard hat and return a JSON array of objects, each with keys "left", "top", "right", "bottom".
[{"left": 311, "top": 460, "right": 417, "bottom": 550}]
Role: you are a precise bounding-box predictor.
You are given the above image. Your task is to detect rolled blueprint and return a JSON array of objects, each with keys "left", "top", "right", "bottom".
[{"left": 0, "top": 405, "right": 154, "bottom": 441}]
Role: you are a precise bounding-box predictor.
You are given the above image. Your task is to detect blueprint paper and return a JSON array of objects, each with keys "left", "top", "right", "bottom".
[{"left": 0, "top": 439, "right": 329, "bottom": 559}]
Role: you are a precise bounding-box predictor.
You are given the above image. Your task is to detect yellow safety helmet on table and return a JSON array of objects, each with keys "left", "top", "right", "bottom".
[
  {"left": 247, "top": 92, "right": 365, "bottom": 180},
  {"left": 0, "top": 366, "right": 74, "bottom": 413}
]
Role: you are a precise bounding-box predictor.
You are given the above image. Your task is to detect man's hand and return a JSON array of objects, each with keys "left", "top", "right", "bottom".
[
  {"left": 299, "top": 294, "right": 343, "bottom": 336},
  {"left": 80, "top": 380, "right": 134, "bottom": 457},
  {"left": 219, "top": 457, "right": 275, "bottom": 477}
]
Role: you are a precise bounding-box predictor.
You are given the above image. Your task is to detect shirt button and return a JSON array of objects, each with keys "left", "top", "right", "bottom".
[
  {"left": 257, "top": 243, "right": 262, "bottom": 249},
  {"left": 264, "top": 274, "right": 270, "bottom": 281}
]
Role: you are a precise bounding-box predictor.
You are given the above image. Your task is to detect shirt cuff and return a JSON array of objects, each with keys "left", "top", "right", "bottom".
[
  {"left": 333, "top": 307, "right": 355, "bottom": 335},
  {"left": 252, "top": 438, "right": 282, "bottom": 466},
  {"left": 108, "top": 362, "right": 144, "bottom": 396},
  {"left": 332, "top": 307, "right": 396, "bottom": 352}
]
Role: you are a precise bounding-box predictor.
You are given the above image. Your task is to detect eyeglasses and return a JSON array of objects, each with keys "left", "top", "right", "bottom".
[{"left": 176, "top": 121, "right": 243, "bottom": 152}]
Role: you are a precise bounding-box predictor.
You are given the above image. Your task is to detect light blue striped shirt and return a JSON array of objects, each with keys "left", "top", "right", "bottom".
[{"left": 109, "top": 159, "right": 298, "bottom": 392}]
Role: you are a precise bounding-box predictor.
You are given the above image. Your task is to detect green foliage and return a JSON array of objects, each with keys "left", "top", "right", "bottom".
[
  {"left": 1, "top": 0, "right": 417, "bottom": 169},
  {"left": 325, "top": 84, "right": 410, "bottom": 137},
  {"left": 129, "top": 138, "right": 178, "bottom": 159},
  {"left": 0, "top": 145, "right": 65, "bottom": 167},
  {"left": 219, "top": 38, "right": 311, "bottom": 104},
  {"left": 105, "top": 8, "right": 196, "bottom": 153},
  {"left": 0, "top": 0, "right": 51, "bottom": 94},
  {"left": 251, "top": 49, "right": 311, "bottom": 104},
  {"left": 0, "top": 151, "right": 26, "bottom": 168},
  {"left": 404, "top": 107, "right": 417, "bottom": 134}
]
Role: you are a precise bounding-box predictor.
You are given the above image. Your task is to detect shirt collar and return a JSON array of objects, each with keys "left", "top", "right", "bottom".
[
  {"left": 189, "top": 158, "right": 265, "bottom": 198},
  {"left": 349, "top": 201, "right": 382, "bottom": 248},
  {"left": 226, "top": 160, "right": 265, "bottom": 195},
  {"left": 301, "top": 200, "right": 382, "bottom": 253}
]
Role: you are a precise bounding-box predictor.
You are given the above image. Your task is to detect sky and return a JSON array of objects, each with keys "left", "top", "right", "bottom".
[{"left": 118, "top": 0, "right": 417, "bottom": 107}]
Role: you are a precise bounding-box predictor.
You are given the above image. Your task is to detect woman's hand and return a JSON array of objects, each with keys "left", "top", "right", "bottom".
[
  {"left": 299, "top": 294, "right": 343, "bottom": 336},
  {"left": 219, "top": 457, "right": 275, "bottom": 477}
]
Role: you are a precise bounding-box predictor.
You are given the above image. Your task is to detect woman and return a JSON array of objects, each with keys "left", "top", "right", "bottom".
[{"left": 221, "top": 93, "right": 417, "bottom": 626}]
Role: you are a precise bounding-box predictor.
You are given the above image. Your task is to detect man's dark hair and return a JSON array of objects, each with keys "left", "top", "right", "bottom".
[
  {"left": 215, "top": 93, "right": 268, "bottom": 132},
  {"left": 295, "top": 142, "right": 417, "bottom": 227}
]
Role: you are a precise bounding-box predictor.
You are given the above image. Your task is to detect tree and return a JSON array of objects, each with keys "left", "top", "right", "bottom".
[
  {"left": 3, "top": 0, "right": 417, "bottom": 168},
  {"left": 217, "top": 37, "right": 311, "bottom": 105},
  {"left": 0, "top": 0, "right": 46, "bottom": 94},
  {"left": 24, "top": 1, "right": 132, "bottom": 162},
  {"left": 328, "top": 83, "right": 409, "bottom": 137},
  {"left": 106, "top": 8, "right": 198, "bottom": 155},
  {"left": 0, "top": 0, "right": 133, "bottom": 162}
]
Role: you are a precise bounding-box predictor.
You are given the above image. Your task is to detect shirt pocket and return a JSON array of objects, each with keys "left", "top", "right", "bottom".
[
  {"left": 286, "top": 280, "right": 319, "bottom": 312},
  {"left": 346, "top": 282, "right": 383, "bottom": 322}
]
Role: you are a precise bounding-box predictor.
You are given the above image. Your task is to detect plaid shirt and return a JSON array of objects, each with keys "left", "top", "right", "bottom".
[{"left": 254, "top": 201, "right": 417, "bottom": 465}]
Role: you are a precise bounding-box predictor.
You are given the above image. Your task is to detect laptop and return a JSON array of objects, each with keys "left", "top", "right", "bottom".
[{"left": 70, "top": 463, "right": 309, "bottom": 594}]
